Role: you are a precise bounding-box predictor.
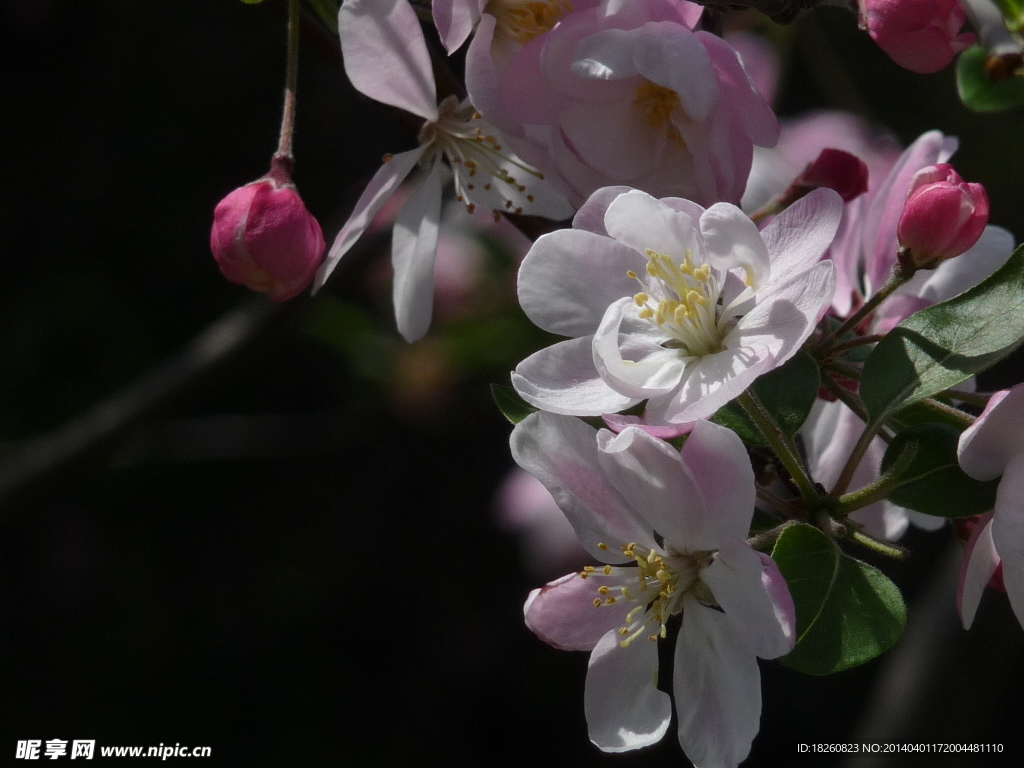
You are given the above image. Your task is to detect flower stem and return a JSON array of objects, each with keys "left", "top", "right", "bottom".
[
  {"left": 834, "top": 441, "right": 917, "bottom": 515},
  {"left": 820, "top": 267, "right": 907, "bottom": 351},
  {"left": 275, "top": 0, "right": 301, "bottom": 163},
  {"left": 828, "top": 333, "right": 885, "bottom": 356},
  {"left": 738, "top": 391, "right": 820, "bottom": 508},
  {"left": 830, "top": 415, "right": 885, "bottom": 497},
  {"left": 756, "top": 487, "right": 803, "bottom": 519},
  {"left": 848, "top": 528, "right": 909, "bottom": 559}
]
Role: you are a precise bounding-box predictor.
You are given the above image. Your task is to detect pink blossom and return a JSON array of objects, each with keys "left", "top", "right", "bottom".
[
  {"left": 316, "top": 0, "right": 571, "bottom": 342},
  {"left": 512, "top": 186, "right": 839, "bottom": 435},
  {"left": 861, "top": 0, "right": 975, "bottom": 74},
  {"left": 512, "top": 413, "right": 794, "bottom": 761},
  {"left": 957, "top": 384, "right": 1024, "bottom": 630},
  {"left": 484, "top": 1, "right": 777, "bottom": 207},
  {"left": 777, "top": 148, "right": 870, "bottom": 207},
  {"left": 897, "top": 163, "right": 989, "bottom": 269},
  {"left": 210, "top": 160, "right": 325, "bottom": 302}
]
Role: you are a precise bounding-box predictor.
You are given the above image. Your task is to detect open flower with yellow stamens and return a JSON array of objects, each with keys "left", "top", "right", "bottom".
[
  {"left": 513, "top": 186, "right": 841, "bottom": 435},
  {"left": 314, "top": 0, "right": 572, "bottom": 342},
  {"left": 511, "top": 412, "right": 795, "bottom": 762}
]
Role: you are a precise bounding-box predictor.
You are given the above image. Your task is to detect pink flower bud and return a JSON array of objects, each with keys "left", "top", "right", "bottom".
[
  {"left": 780, "top": 148, "right": 870, "bottom": 207},
  {"left": 210, "top": 161, "right": 326, "bottom": 301},
  {"left": 897, "top": 163, "right": 989, "bottom": 268},
  {"left": 861, "top": 0, "right": 975, "bottom": 74}
]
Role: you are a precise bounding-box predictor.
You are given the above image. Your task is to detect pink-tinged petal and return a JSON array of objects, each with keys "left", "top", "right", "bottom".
[
  {"left": 991, "top": 453, "right": 1024, "bottom": 630},
  {"left": 698, "top": 31, "right": 779, "bottom": 147},
  {"left": 510, "top": 412, "right": 656, "bottom": 559},
  {"left": 456, "top": 143, "right": 574, "bottom": 221},
  {"left": 596, "top": 426, "right": 715, "bottom": 551},
  {"left": 339, "top": 0, "right": 437, "bottom": 121},
  {"left": 518, "top": 230, "right": 642, "bottom": 337},
  {"left": 314, "top": 147, "right": 425, "bottom": 292},
  {"left": 861, "top": 130, "right": 957, "bottom": 294},
  {"left": 725, "top": 32, "right": 780, "bottom": 107},
  {"left": 464, "top": 14, "right": 524, "bottom": 138},
  {"left": 593, "top": 299, "right": 687, "bottom": 398},
  {"left": 501, "top": 33, "right": 561, "bottom": 125},
  {"left": 958, "top": 512, "right": 998, "bottom": 630},
  {"left": 674, "top": 595, "right": 762, "bottom": 768},
  {"left": 585, "top": 629, "right": 671, "bottom": 752},
  {"left": 604, "top": 190, "right": 700, "bottom": 258},
  {"left": 525, "top": 571, "right": 635, "bottom": 650},
  {"left": 572, "top": 186, "right": 636, "bottom": 235},
  {"left": 759, "top": 551, "right": 797, "bottom": 643},
  {"left": 699, "top": 202, "right": 770, "bottom": 292},
  {"left": 649, "top": 342, "right": 776, "bottom": 425},
  {"left": 760, "top": 188, "right": 844, "bottom": 288},
  {"left": 512, "top": 336, "right": 640, "bottom": 416},
  {"left": 680, "top": 420, "right": 756, "bottom": 543},
  {"left": 660, "top": 196, "right": 706, "bottom": 221},
  {"left": 560, "top": 96, "right": 663, "bottom": 182},
  {"left": 432, "top": 0, "right": 484, "bottom": 54},
  {"left": 391, "top": 158, "right": 444, "bottom": 342},
  {"left": 958, "top": 385, "right": 1024, "bottom": 481},
  {"left": 871, "top": 294, "right": 931, "bottom": 334},
  {"left": 632, "top": 24, "right": 719, "bottom": 122},
  {"left": 702, "top": 540, "right": 795, "bottom": 659},
  {"left": 572, "top": 28, "right": 642, "bottom": 80},
  {"left": 601, "top": 412, "right": 697, "bottom": 439}
]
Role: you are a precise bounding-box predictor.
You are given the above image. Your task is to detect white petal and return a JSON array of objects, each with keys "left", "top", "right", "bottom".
[
  {"left": 597, "top": 426, "right": 713, "bottom": 551},
  {"left": 958, "top": 385, "right": 1024, "bottom": 481},
  {"left": 518, "top": 231, "right": 643, "bottom": 337},
  {"left": 604, "top": 190, "right": 700, "bottom": 260},
  {"left": 701, "top": 540, "right": 794, "bottom": 659},
  {"left": 572, "top": 186, "right": 636, "bottom": 236},
  {"left": 524, "top": 571, "right": 635, "bottom": 651},
  {"left": 391, "top": 158, "right": 443, "bottom": 342},
  {"left": 510, "top": 412, "right": 655, "bottom": 560},
  {"left": 432, "top": 0, "right": 484, "bottom": 54},
  {"left": 313, "top": 147, "right": 425, "bottom": 292},
  {"left": 585, "top": 630, "right": 671, "bottom": 752},
  {"left": 674, "top": 596, "right": 762, "bottom": 768},
  {"left": 992, "top": 453, "right": 1024, "bottom": 631},
  {"left": 512, "top": 336, "right": 639, "bottom": 416},
  {"left": 339, "top": 0, "right": 438, "bottom": 121},
  {"left": 593, "top": 299, "right": 687, "bottom": 398},
  {"left": 699, "top": 202, "right": 770, "bottom": 292},
  {"left": 759, "top": 188, "right": 844, "bottom": 288},
  {"left": 958, "top": 512, "right": 998, "bottom": 630},
  {"left": 680, "top": 420, "right": 756, "bottom": 543}
]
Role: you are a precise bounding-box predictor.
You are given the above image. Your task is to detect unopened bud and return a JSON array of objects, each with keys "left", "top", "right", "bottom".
[
  {"left": 780, "top": 148, "right": 870, "bottom": 206},
  {"left": 861, "top": 0, "right": 975, "bottom": 74},
  {"left": 897, "top": 163, "right": 989, "bottom": 269},
  {"left": 210, "top": 159, "right": 326, "bottom": 301}
]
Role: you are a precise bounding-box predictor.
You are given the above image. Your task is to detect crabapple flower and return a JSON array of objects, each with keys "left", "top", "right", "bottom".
[
  {"left": 315, "top": 0, "right": 572, "bottom": 342},
  {"left": 210, "top": 160, "right": 326, "bottom": 302},
  {"left": 512, "top": 186, "right": 840, "bottom": 435},
  {"left": 861, "top": 0, "right": 974, "bottom": 74},
  {"left": 490, "top": 2, "right": 778, "bottom": 207},
  {"left": 512, "top": 413, "right": 795, "bottom": 763},
  {"left": 896, "top": 164, "right": 989, "bottom": 270},
  {"left": 774, "top": 148, "right": 870, "bottom": 209},
  {"left": 957, "top": 384, "right": 1024, "bottom": 630}
]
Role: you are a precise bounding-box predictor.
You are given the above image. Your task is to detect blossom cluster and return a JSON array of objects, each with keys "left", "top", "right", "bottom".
[{"left": 211, "top": 0, "right": 1024, "bottom": 765}]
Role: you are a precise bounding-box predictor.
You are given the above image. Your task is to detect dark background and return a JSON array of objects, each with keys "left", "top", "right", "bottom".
[{"left": 1, "top": 1, "right": 1023, "bottom": 765}]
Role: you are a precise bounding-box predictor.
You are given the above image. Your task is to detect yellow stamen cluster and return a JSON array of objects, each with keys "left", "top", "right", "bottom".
[
  {"left": 489, "top": 0, "right": 574, "bottom": 45},
  {"left": 633, "top": 80, "right": 685, "bottom": 146},
  {"left": 584, "top": 541, "right": 713, "bottom": 649},
  {"left": 629, "top": 248, "right": 725, "bottom": 357}
]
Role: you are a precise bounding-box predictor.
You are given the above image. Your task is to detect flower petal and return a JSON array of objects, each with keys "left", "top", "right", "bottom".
[
  {"left": 391, "top": 158, "right": 443, "bottom": 342},
  {"left": 525, "top": 571, "right": 635, "bottom": 651},
  {"left": 510, "top": 412, "right": 654, "bottom": 559},
  {"left": 992, "top": 452, "right": 1024, "bottom": 630},
  {"left": 432, "top": 0, "right": 484, "bottom": 54},
  {"left": 674, "top": 595, "right": 762, "bottom": 768},
  {"left": 339, "top": 0, "right": 438, "bottom": 121},
  {"left": 958, "top": 385, "right": 1024, "bottom": 481},
  {"left": 958, "top": 512, "right": 998, "bottom": 630},
  {"left": 604, "top": 189, "right": 700, "bottom": 259},
  {"left": 313, "top": 146, "right": 425, "bottom": 292},
  {"left": 699, "top": 202, "right": 770, "bottom": 292},
  {"left": 572, "top": 186, "right": 636, "bottom": 236},
  {"left": 759, "top": 187, "right": 844, "bottom": 288},
  {"left": 585, "top": 629, "right": 671, "bottom": 753},
  {"left": 592, "top": 299, "right": 687, "bottom": 398},
  {"left": 512, "top": 336, "right": 639, "bottom": 416},
  {"left": 679, "top": 420, "right": 755, "bottom": 542}
]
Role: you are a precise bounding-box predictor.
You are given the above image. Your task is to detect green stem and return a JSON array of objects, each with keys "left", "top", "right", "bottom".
[
  {"left": 938, "top": 388, "right": 992, "bottom": 408},
  {"left": 821, "top": 375, "right": 869, "bottom": 424},
  {"left": 821, "top": 268, "right": 907, "bottom": 351},
  {"left": 917, "top": 397, "right": 976, "bottom": 429},
  {"left": 828, "top": 333, "right": 885, "bottom": 356},
  {"left": 738, "top": 391, "right": 820, "bottom": 507},
  {"left": 834, "top": 442, "right": 917, "bottom": 515},
  {"left": 822, "top": 360, "right": 862, "bottom": 380},
  {"left": 847, "top": 528, "right": 909, "bottom": 559},
  {"left": 830, "top": 416, "right": 885, "bottom": 497},
  {"left": 756, "top": 487, "right": 803, "bottom": 520}
]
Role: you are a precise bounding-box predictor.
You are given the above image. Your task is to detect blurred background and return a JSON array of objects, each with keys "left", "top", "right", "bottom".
[{"left": 1, "top": 0, "right": 1023, "bottom": 764}]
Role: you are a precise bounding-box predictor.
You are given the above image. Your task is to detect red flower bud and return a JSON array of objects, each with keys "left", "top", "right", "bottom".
[
  {"left": 897, "top": 164, "right": 989, "bottom": 269},
  {"left": 210, "top": 160, "right": 325, "bottom": 301},
  {"left": 799, "top": 148, "right": 870, "bottom": 202},
  {"left": 861, "top": 0, "right": 974, "bottom": 74}
]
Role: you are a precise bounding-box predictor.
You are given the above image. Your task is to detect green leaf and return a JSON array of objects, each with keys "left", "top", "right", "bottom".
[
  {"left": 711, "top": 402, "right": 766, "bottom": 446},
  {"left": 490, "top": 383, "right": 536, "bottom": 425},
  {"left": 240, "top": 0, "right": 266, "bottom": 4},
  {"left": 957, "top": 46, "right": 1024, "bottom": 113},
  {"left": 772, "top": 524, "right": 906, "bottom": 675},
  {"left": 885, "top": 399, "right": 974, "bottom": 431},
  {"left": 881, "top": 424, "right": 999, "bottom": 518},
  {"left": 749, "top": 351, "right": 820, "bottom": 437},
  {"left": 861, "top": 244, "right": 1024, "bottom": 422},
  {"left": 306, "top": 0, "right": 340, "bottom": 33}
]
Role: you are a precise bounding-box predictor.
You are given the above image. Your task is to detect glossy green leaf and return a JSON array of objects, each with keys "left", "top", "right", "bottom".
[
  {"left": 861, "top": 244, "right": 1024, "bottom": 422},
  {"left": 772, "top": 524, "right": 906, "bottom": 675},
  {"left": 881, "top": 424, "right": 999, "bottom": 518},
  {"left": 490, "top": 383, "right": 536, "bottom": 425},
  {"left": 957, "top": 46, "right": 1024, "bottom": 112}
]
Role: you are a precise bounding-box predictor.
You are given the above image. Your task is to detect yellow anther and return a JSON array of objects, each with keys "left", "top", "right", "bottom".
[
  {"left": 598, "top": 586, "right": 610, "bottom": 595},
  {"left": 603, "top": 565, "right": 612, "bottom": 575},
  {"left": 633, "top": 292, "right": 649, "bottom": 306},
  {"left": 619, "top": 627, "right": 630, "bottom": 636},
  {"left": 583, "top": 566, "right": 595, "bottom": 573},
  {"left": 593, "top": 598, "right": 602, "bottom": 607},
  {"left": 597, "top": 543, "right": 609, "bottom": 550},
  {"left": 638, "top": 308, "right": 654, "bottom": 320},
  {"left": 648, "top": 634, "right": 658, "bottom": 642},
  {"left": 604, "top": 597, "right": 616, "bottom": 605}
]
